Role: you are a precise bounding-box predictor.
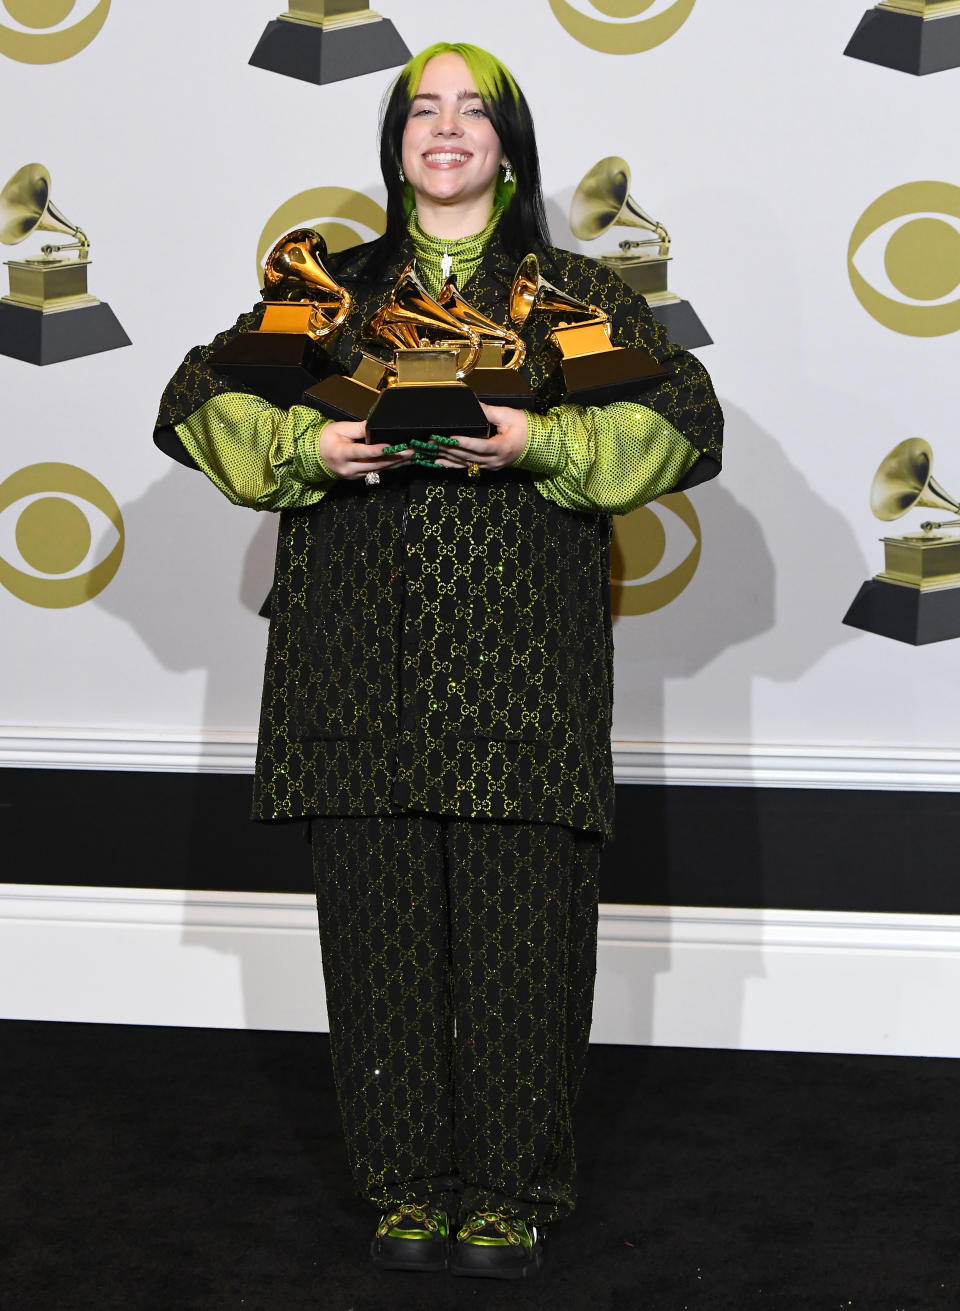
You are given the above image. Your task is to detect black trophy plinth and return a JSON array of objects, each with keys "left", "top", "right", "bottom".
[
  {"left": 843, "top": 579, "right": 960, "bottom": 645},
  {"left": 844, "top": 9, "right": 960, "bottom": 75},
  {"left": 210, "top": 333, "right": 329, "bottom": 409},
  {"left": 249, "top": 15, "right": 411, "bottom": 85},
  {"left": 366, "top": 384, "right": 490, "bottom": 444},
  {"left": 303, "top": 353, "right": 391, "bottom": 421},
  {"left": 561, "top": 346, "right": 669, "bottom": 406},
  {"left": 0, "top": 301, "right": 129, "bottom": 365},
  {"left": 649, "top": 299, "right": 713, "bottom": 349},
  {"left": 467, "top": 369, "right": 534, "bottom": 409}
]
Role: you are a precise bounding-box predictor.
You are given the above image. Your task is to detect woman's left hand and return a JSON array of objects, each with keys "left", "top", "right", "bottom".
[{"left": 432, "top": 403, "right": 528, "bottom": 472}]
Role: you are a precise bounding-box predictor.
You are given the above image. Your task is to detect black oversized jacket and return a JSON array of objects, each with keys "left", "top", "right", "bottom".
[{"left": 155, "top": 226, "right": 723, "bottom": 836}]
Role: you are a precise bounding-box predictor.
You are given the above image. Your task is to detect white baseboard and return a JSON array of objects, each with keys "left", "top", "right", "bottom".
[
  {"left": 5, "top": 727, "right": 960, "bottom": 790},
  {"left": 4, "top": 883, "right": 960, "bottom": 1058}
]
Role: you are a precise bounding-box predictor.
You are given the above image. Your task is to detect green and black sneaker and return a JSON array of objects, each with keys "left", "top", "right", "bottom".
[
  {"left": 450, "top": 1209, "right": 545, "bottom": 1280},
  {"left": 370, "top": 1203, "right": 450, "bottom": 1273}
]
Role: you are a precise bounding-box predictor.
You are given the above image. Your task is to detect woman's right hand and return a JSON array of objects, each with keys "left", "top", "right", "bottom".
[{"left": 317, "top": 419, "right": 413, "bottom": 480}]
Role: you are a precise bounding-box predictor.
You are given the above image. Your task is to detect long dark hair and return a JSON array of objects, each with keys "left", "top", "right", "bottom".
[{"left": 366, "top": 42, "right": 550, "bottom": 276}]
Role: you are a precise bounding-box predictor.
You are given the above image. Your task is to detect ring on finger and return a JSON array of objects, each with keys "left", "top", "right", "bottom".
[{"left": 467, "top": 463, "right": 481, "bottom": 478}]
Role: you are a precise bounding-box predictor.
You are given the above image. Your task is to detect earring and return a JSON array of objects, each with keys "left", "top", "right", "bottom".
[
  {"left": 399, "top": 165, "right": 405, "bottom": 183},
  {"left": 502, "top": 160, "right": 514, "bottom": 185}
]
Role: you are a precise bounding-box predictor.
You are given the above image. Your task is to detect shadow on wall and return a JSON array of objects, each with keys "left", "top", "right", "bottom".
[
  {"left": 604, "top": 401, "right": 870, "bottom": 1050},
  {"left": 95, "top": 461, "right": 277, "bottom": 725}
]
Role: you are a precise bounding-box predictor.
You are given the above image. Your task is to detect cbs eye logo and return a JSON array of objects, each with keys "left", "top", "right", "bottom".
[
  {"left": 848, "top": 182, "right": 960, "bottom": 337},
  {"left": 256, "top": 187, "right": 387, "bottom": 287},
  {"left": 0, "top": 0, "right": 111, "bottom": 64},
  {"left": 0, "top": 463, "right": 124, "bottom": 608},
  {"left": 548, "top": 0, "right": 697, "bottom": 54},
  {"left": 611, "top": 492, "right": 701, "bottom": 617}
]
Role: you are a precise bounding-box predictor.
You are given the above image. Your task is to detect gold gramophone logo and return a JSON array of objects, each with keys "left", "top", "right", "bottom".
[
  {"left": 256, "top": 187, "right": 386, "bottom": 286},
  {"left": 0, "top": 162, "right": 130, "bottom": 364},
  {"left": 0, "top": 463, "right": 124, "bottom": 607},
  {"left": 570, "top": 155, "right": 712, "bottom": 349},
  {"left": 611, "top": 492, "right": 701, "bottom": 617},
  {"left": 843, "top": 439, "right": 960, "bottom": 644},
  {"left": 549, "top": 0, "right": 697, "bottom": 53},
  {"left": 0, "top": 0, "right": 111, "bottom": 64},
  {"left": 848, "top": 182, "right": 960, "bottom": 337}
]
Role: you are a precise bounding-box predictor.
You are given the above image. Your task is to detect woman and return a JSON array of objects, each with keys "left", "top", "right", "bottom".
[{"left": 155, "top": 42, "right": 722, "bottom": 1280}]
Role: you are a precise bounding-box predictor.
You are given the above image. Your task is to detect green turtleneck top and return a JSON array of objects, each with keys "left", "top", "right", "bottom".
[{"left": 174, "top": 207, "right": 698, "bottom": 515}]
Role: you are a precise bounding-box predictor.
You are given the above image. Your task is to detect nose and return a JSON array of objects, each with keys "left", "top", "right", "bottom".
[{"left": 432, "top": 105, "right": 463, "bottom": 136}]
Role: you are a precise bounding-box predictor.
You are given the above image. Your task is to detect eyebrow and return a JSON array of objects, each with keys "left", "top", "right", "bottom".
[{"left": 410, "top": 89, "right": 483, "bottom": 102}]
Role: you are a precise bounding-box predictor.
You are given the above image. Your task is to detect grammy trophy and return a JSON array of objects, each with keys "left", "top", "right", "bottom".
[
  {"left": 844, "top": 438, "right": 960, "bottom": 644},
  {"left": 510, "top": 252, "right": 667, "bottom": 405},
  {"left": 209, "top": 229, "right": 351, "bottom": 407},
  {"left": 249, "top": 1, "right": 410, "bottom": 86},
  {"left": 0, "top": 162, "right": 129, "bottom": 366},
  {"left": 845, "top": 1, "right": 960, "bottom": 76},
  {"left": 570, "top": 155, "right": 711, "bottom": 350}
]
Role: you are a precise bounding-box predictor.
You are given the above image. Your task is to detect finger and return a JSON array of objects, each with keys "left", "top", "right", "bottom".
[
  {"left": 445, "top": 435, "right": 495, "bottom": 457},
  {"left": 479, "top": 403, "right": 513, "bottom": 429}
]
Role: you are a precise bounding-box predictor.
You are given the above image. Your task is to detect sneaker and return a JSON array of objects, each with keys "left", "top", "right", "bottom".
[
  {"left": 370, "top": 1203, "right": 449, "bottom": 1272},
  {"left": 449, "top": 1209, "right": 545, "bottom": 1279}
]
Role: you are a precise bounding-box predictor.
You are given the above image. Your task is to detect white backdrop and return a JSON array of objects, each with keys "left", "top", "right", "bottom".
[{"left": 2, "top": 0, "right": 959, "bottom": 778}]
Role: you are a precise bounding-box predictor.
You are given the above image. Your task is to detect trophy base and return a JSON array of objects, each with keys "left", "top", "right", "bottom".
[
  {"left": 562, "top": 346, "right": 669, "bottom": 406},
  {"left": 302, "top": 373, "right": 379, "bottom": 421},
  {"left": 366, "top": 383, "right": 490, "bottom": 444},
  {"left": 0, "top": 299, "right": 130, "bottom": 366},
  {"left": 249, "top": 15, "right": 411, "bottom": 84},
  {"left": 648, "top": 299, "right": 713, "bottom": 350},
  {"left": 209, "top": 332, "right": 328, "bottom": 408},
  {"left": 466, "top": 368, "right": 534, "bottom": 408},
  {"left": 843, "top": 578, "right": 960, "bottom": 644},
  {"left": 844, "top": 9, "right": 960, "bottom": 75}
]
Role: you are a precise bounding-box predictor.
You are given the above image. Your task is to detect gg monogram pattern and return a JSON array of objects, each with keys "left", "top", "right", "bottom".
[
  {"left": 154, "top": 224, "right": 723, "bottom": 838},
  {"left": 311, "top": 813, "right": 601, "bottom": 1225}
]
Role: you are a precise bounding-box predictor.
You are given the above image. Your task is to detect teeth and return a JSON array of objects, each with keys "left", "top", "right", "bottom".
[{"left": 425, "top": 152, "right": 469, "bottom": 163}]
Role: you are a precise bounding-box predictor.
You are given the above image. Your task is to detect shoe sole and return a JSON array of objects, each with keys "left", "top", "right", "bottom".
[
  {"left": 449, "top": 1245, "right": 544, "bottom": 1280},
  {"left": 370, "top": 1236, "right": 448, "bottom": 1273}
]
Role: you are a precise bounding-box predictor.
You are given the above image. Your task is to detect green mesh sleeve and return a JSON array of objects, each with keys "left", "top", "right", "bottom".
[
  {"left": 174, "top": 393, "right": 336, "bottom": 512},
  {"left": 515, "top": 401, "right": 700, "bottom": 515}
]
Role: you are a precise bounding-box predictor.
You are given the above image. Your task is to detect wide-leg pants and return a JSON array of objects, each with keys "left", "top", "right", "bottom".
[{"left": 310, "top": 815, "right": 601, "bottom": 1227}]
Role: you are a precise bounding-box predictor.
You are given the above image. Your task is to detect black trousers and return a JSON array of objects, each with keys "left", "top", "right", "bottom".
[{"left": 310, "top": 814, "right": 601, "bottom": 1226}]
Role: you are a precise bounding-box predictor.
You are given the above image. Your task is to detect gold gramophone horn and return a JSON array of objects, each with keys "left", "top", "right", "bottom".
[
  {"left": 509, "top": 253, "right": 605, "bottom": 329},
  {"left": 261, "top": 228, "right": 352, "bottom": 336},
  {"left": 0, "top": 162, "right": 88, "bottom": 256},
  {"left": 870, "top": 438, "right": 960, "bottom": 524},
  {"left": 436, "top": 278, "right": 526, "bottom": 371},
  {"left": 370, "top": 262, "right": 482, "bottom": 378},
  {"left": 570, "top": 155, "right": 670, "bottom": 256}
]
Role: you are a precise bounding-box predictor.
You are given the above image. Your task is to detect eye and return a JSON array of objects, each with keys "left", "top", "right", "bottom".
[
  {"left": 0, "top": 462, "right": 124, "bottom": 608},
  {"left": 848, "top": 181, "right": 960, "bottom": 337},
  {"left": 0, "top": 0, "right": 112, "bottom": 63},
  {"left": 549, "top": 0, "right": 698, "bottom": 56},
  {"left": 610, "top": 492, "right": 701, "bottom": 617}
]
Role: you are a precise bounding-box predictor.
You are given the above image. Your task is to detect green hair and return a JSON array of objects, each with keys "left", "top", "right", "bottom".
[
  {"left": 397, "top": 42, "right": 521, "bottom": 214},
  {"left": 374, "top": 41, "right": 550, "bottom": 268}
]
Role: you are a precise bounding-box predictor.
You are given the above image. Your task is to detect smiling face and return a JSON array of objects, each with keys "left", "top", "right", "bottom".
[{"left": 400, "top": 52, "right": 505, "bottom": 231}]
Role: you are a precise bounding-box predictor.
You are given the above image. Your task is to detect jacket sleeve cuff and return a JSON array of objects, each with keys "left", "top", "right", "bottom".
[
  {"left": 290, "top": 407, "right": 337, "bottom": 484},
  {"left": 514, "top": 410, "right": 567, "bottom": 476}
]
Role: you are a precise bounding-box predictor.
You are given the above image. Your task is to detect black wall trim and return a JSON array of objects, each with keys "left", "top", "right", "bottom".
[{"left": 2, "top": 767, "right": 959, "bottom": 914}]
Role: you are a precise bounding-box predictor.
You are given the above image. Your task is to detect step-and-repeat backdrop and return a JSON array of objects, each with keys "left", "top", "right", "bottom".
[{"left": 1, "top": 0, "right": 959, "bottom": 764}]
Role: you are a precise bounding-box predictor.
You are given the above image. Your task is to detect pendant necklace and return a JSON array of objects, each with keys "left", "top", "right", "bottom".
[{"left": 440, "top": 245, "right": 452, "bottom": 281}]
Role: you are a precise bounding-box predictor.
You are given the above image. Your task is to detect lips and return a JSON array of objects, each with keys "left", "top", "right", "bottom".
[{"left": 422, "top": 151, "right": 471, "bottom": 167}]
